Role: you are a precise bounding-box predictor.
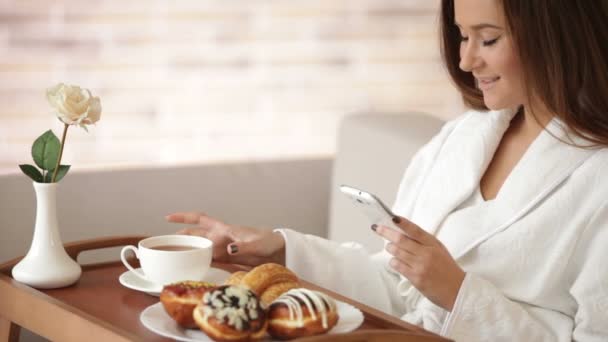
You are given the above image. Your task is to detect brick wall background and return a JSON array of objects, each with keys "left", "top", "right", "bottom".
[{"left": 0, "top": 0, "right": 463, "bottom": 173}]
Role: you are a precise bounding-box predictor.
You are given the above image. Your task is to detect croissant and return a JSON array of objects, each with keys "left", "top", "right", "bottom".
[
  {"left": 224, "top": 271, "right": 247, "bottom": 286},
  {"left": 224, "top": 263, "right": 300, "bottom": 307}
]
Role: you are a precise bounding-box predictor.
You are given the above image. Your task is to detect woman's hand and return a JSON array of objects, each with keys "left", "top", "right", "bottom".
[
  {"left": 373, "top": 216, "right": 465, "bottom": 311},
  {"left": 165, "top": 212, "right": 286, "bottom": 267}
]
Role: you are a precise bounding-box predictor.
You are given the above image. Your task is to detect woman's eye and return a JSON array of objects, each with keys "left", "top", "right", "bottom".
[
  {"left": 483, "top": 37, "right": 500, "bottom": 46},
  {"left": 460, "top": 36, "right": 469, "bottom": 42}
]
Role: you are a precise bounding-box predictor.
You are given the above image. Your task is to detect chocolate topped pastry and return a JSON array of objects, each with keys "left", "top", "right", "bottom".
[{"left": 193, "top": 285, "right": 267, "bottom": 341}]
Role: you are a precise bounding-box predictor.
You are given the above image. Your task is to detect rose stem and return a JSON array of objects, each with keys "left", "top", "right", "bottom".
[{"left": 51, "top": 123, "right": 69, "bottom": 183}]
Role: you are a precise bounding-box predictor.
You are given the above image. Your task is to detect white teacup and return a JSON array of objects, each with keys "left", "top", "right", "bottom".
[{"left": 120, "top": 235, "right": 213, "bottom": 286}]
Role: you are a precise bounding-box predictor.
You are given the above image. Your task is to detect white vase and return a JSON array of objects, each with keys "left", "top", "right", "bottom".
[{"left": 12, "top": 182, "right": 82, "bottom": 289}]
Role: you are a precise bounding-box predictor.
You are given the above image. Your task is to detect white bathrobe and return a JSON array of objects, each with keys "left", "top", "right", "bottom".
[{"left": 276, "top": 109, "right": 608, "bottom": 341}]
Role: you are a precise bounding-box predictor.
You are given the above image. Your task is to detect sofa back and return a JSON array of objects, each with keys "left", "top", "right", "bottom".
[
  {"left": 328, "top": 113, "right": 444, "bottom": 252},
  {"left": 0, "top": 159, "right": 332, "bottom": 264}
]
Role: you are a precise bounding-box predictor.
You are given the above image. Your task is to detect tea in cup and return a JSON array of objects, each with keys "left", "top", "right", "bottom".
[{"left": 120, "top": 235, "right": 213, "bottom": 286}]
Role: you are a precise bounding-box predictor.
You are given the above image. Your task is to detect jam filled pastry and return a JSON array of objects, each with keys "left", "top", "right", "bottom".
[
  {"left": 267, "top": 288, "right": 339, "bottom": 340},
  {"left": 159, "top": 281, "right": 216, "bottom": 328},
  {"left": 193, "top": 285, "right": 267, "bottom": 342}
]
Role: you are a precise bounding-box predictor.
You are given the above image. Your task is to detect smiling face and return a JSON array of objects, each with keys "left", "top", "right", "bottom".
[{"left": 455, "top": 0, "right": 526, "bottom": 110}]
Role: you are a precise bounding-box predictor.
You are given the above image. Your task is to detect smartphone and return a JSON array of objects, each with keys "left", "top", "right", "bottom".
[{"left": 339, "top": 185, "right": 401, "bottom": 231}]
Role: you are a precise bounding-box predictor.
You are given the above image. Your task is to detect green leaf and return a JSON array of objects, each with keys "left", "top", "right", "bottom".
[
  {"left": 32, "top": 130, "right": 60, "bottom": 171},
  {"left": 19, "top": 164, "right": 43, "bottom": 182},
  {"left": 44, "top": 165, "right": 71, "bottom": 183}
]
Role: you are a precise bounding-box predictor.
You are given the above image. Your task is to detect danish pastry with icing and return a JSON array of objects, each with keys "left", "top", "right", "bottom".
[
  {"left": 193, "top": 285, "right": 267, "bottom": 342},
  {"left": 159, "top": 281, "right": 216, "bottom": 328},
  {"left": 267, "top": 288, "right": 339, "bottom": 340}
]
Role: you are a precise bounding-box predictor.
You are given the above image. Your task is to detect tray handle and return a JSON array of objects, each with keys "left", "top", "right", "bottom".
[
  {"left": 64, "top": 235, "right": 149, "bottom": 261},
  {"left": 296, "top": 329, "right": 450, "bottom": 342}
]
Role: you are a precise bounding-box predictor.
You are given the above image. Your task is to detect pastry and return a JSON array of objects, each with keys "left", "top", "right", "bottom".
[
  {"left": 267, "top": 288, "right": 339, "bottom": 340},
  {"left": 259, "top": 281, "right": 299, "bottom": 307},
  {"left": 236, "top": 263, "right": 300, "bottom": 307},
  {"left": 193, "top": 285, "right": 267, "bottom": 342},
  {"left": 159, "top": 281, "right": 216, "bottom": 328},
  {"left": 224, "top": 271, "right": 247, "bottom": 286}
]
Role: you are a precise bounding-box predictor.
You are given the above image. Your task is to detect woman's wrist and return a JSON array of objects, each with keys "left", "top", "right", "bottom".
[
  {"left": 444, "top": 270, "right": 466, "bottom": 311},
  {"left": 270, "top": 231, "right": 286, "bottom": 265}
]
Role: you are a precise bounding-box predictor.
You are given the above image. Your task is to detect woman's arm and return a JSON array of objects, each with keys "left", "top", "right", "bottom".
[{"left": 275, "top": 228, "right": 405, "bottom": 316}]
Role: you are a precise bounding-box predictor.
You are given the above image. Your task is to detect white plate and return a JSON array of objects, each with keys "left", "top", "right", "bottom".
[
  {"left": 119, "top": 267, "right": 231, "bottom": 297},
  {"left": 140, "top": 300, "right": 364, "bottom": 342}
]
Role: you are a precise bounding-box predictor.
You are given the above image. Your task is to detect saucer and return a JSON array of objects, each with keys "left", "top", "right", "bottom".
[
  {"left": 119, "top": 267, "right": 231, "bottom": 297},
  {"left": 140, "top": 299, "right": 364, "bottom": 341}
]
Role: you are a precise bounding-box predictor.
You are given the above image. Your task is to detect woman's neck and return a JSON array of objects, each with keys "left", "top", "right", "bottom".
[{"left": 518, "top": 104, "right": 554, "bottom": 136}]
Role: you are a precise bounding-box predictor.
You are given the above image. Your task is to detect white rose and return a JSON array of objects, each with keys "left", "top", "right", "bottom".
[{"left": 46, "top": 83, "right": 102, "bottom": 128}]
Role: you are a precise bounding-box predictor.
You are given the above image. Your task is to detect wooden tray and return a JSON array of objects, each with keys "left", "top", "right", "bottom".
[{"left": 0, "top": 236, "right": 450, "bottom": 342}]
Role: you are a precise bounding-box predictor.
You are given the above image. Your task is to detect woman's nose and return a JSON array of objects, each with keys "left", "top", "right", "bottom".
[{"left": 459, "top": 42, "right": 481, "bottom": 72}]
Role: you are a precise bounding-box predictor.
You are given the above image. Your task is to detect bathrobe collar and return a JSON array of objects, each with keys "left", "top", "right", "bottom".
[{"left": 409, "top": 109, "right": 599, "bottom": 260}]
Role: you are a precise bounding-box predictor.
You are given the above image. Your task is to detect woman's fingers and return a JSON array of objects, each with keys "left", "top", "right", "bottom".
[
  {"left": 375, "top": 224, "right": 424, "bottom": 253},
  {"left": 386, "top": 242, "right": 418, "bottom": 259},
  {"left": 198, "top": 214, "right": 228, "bottom": 231},
  {"left": 373, "top": 224, "right": 404, "bottom": 243},
  {"left": 226, "top": 230, "right": 280, "bottom": 255},
  {"left": 373, "top": 217, "right": 465, "bottom": 311},
  {"left": 168, "top": 212, "right": 232, "bottom": 239},
  {"left": 226, "top": 241, "right": 253, "bottom": 256},
  {"left": 391, "top": 216, "right": 434, "bottom": 245},
  {"left": 176, "top": 227, "right": 209, "bottom": 236},
  {"left": 165, "top": 212, "right": 207, "bottom": 224},
  {"left": 389, "top": 257, "right": 414, "bottom": 275},
  {"left": 168, "top": 212, "right": 274, "bottom": 267}
]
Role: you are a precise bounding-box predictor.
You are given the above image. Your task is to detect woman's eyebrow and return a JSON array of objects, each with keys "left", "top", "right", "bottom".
[{"left": 455, "top": 23, "right": 503, "bottom": 31}]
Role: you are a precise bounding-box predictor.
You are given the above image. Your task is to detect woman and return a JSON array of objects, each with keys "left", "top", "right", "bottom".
[{"left": 167, "top": 0, "right": 608, "bottom": 340}]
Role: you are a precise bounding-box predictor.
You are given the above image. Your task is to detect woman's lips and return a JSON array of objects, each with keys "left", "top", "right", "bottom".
[{"left": 477, "top": 77, "right": 500, "bottom": 91}]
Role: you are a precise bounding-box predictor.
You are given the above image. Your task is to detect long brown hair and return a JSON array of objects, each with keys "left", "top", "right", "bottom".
[{"left": 440, "top": 0, "right": 608, "bottom": 146}]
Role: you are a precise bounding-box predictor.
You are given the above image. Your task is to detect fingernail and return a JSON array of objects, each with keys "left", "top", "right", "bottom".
[
  {"left": 371, "top": 224, "right": 377, "bottom": 231},
  {"left": 229, "top": 244, "right": 238, "bottom": 254},
  {"left": 392, "top": 216, "right": 401, "bottom": 224}
]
